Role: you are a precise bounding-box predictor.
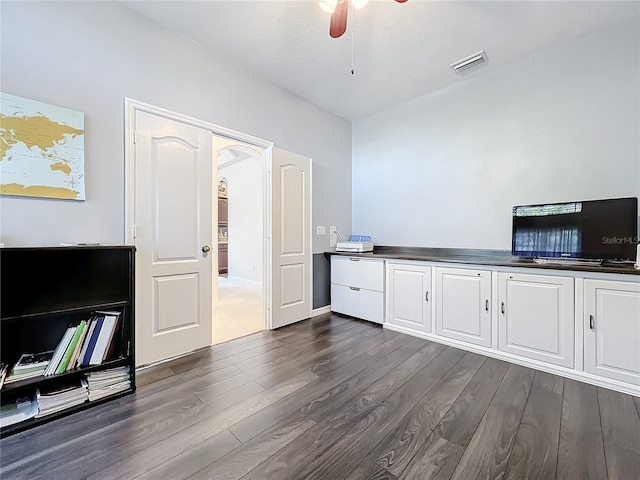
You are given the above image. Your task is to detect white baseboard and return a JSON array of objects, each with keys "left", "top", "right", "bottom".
[
  {"left": 383, "top": 323, "right": 640, "bottom": 397},
  {"left": 312, "top": 305, "right": 331, "bottom": 317}
]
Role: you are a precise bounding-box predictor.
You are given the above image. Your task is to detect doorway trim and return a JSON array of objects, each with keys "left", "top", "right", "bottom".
[{"left": 124, "top": 98, "right": 275, "bottom": 344}]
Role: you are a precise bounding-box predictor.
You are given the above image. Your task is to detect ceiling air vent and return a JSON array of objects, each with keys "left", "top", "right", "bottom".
[{"left": 450, "top": 50, "right": 488, "bottom": 75}]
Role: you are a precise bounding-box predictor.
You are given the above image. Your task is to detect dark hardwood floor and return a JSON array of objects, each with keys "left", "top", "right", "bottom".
[{"left": 2, "top": 314, "right": 639, "bottom": 480}]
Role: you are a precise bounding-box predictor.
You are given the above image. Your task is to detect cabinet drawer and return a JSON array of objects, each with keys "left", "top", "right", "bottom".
[
  {"left": 331, "top": 284, "right": 384, "bottom": 324},
  {"left": 331, "top": 256, "right": 384, "bottom": 292}
]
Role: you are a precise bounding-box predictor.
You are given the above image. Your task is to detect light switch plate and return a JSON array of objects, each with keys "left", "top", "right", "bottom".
[{"left": 316, "top": 226, "right": 326, "bottom": 235}]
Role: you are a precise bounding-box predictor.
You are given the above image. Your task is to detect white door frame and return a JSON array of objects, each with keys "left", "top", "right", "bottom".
[{"left": 124, "top": 98, "right": 289, "bottom": 340}]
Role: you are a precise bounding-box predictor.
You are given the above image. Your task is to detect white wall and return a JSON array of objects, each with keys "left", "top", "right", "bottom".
[
  {"left": 0, "top": 1, "right": 351, "bottom": 253},
  {"left": 221, "top": 158, "right": 264, "bottom": 283},
  {"left": 353, "top": 16, "right": 640, "bottom": 250}
]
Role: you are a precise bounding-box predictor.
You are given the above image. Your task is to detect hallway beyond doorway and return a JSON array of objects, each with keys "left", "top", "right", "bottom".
[{"left": 213, "top": 276, "right": 264, "bottom": 344}]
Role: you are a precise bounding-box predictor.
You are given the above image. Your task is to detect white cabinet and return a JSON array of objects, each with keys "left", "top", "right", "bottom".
[
  {"left": 584, "top": 280, "right": 640, "bottom": 385},
  {"left": 386, "top": 263, "right": 432, "bottom": 333},
  {"left": 330, "top": 256, "right": 384, "bottom": 324},
  {"left": 498, "top": 272, "right": 574, "bottom": 368},
  {"left": 332, "top": 251, "right": 640, "bottom": 396},
  {"left": 436, "top": 267, "right": 492, "bottom": 347}
]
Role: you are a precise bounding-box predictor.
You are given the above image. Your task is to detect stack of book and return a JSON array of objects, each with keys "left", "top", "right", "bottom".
[
  {"left": 5, "top": 351, "right": 54, "bottom": 384},
  {"left": 36, "top": 379, "right": 89, "bottom": 417},
  {"left": 0, "top": 393, "right": 38, "bottom": 428},
  {"left": 45, "top": 311, "right": 121, "bottom": 376},
  {"left": 86, "top": 366, "right": 130, "bottom": 401}
]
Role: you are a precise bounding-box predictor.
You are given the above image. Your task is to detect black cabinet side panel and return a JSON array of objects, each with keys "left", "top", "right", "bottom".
[{"left": 313, "top": 253, "right": 331, "bottom": 309}]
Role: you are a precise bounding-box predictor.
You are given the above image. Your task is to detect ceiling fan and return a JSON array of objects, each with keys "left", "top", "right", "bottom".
[{"left": 320, "top": 0, "right": 408, "bottom": 38}]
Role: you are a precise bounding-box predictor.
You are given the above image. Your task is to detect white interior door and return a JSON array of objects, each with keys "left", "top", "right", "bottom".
[
  {"left": 271, "top": 148, "right": 312, "bottom": 328},
  {"left": 134, "top": 111, "right": 213, "bottom": 366}
]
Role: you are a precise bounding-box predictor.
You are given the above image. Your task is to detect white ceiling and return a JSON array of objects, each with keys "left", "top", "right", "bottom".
[{"left": 121, "top": 1, "right": 639, "bottom": 121}]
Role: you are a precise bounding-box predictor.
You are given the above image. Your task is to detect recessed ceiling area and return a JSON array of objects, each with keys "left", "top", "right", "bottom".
[
  {"left": 120, "top": 1, "right": 639, "bottom": 121},
  {"left": 218, "top": 145, "right": 260, "bottom": 169}
]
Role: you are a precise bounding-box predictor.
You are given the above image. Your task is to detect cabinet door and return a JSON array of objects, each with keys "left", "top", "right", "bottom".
[
  {"left": 387, "top": 263, "right": 431, "bottom": 333},
  {"left": 436, "top": 267, "right": 491, "bottom": 347},
  {"left": 585, "top": 280, "right": 640, "bottom": 385},
  {"left": 498, "top": 273, "right": 574, "bottom": 368}
]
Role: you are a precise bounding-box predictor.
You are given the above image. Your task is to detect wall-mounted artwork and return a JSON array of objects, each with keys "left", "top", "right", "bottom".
[{"left": 0, "top": 92, "right": 85, "bottom": 200}]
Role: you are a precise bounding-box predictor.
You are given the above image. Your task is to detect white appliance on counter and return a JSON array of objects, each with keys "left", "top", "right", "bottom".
[{"left": 335, "top": 235, "right": 374, "bottom": 253}]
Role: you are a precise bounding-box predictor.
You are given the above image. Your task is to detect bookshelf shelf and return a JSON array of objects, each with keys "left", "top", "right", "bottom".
[
  {"left": 1, "top": 358, "right": 131, "bottom": 394},
  {"left": 0, "top": 388, "right": 134, "bottom": 437},
  {"left": 0, "top": 246, "right": 136, "bottom": 438},
  {"left": 1, "top": 301, "right": 130, "bottom": 323}
]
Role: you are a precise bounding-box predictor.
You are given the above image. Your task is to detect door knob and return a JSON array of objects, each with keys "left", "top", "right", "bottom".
[{"left": 202, "top": 245, "right": 211, "bottom": 253}]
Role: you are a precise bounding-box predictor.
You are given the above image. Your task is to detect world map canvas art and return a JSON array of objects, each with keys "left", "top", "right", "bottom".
[{"left": 0, "top": 92, "right": 85, "bottom": 200}]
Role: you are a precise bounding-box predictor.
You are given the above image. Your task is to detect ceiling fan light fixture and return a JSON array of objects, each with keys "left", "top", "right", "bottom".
[
  {"left": 326, "top": 0, "right": 406, "bottom": 39},
  {"left": 319, "top": 0, "right": 338, "bottom": 14}
]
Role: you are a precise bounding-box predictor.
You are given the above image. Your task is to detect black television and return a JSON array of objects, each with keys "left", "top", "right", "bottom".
[{"left": 512, "top": 197, "right": 638, "bottom": 261}]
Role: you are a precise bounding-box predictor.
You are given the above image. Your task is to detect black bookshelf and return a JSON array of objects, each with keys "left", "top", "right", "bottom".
[{"left": 0, "top": 246, "right": 136, "bottom": 437}]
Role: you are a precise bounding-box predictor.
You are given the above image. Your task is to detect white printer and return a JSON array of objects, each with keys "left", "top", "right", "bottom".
[{"left": 336, "top": 235, "right": 374, "bottom": 253}]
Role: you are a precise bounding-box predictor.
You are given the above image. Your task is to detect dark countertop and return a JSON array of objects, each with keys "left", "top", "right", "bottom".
[{"left": 325, "top": 246, "right": 640, "bottom": 276}]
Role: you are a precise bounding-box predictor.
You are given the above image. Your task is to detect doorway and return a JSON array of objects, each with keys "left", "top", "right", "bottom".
[
  {"left": 125, "top": 99, "right": 313, "bottom": 368},
  {"left": 212, "top": 139, "right": 266, "bottom": 344}
]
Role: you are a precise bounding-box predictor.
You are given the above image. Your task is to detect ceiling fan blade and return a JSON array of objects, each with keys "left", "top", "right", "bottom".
[{"left": 330, "top": 0, "right": 349, "bottom": 38}]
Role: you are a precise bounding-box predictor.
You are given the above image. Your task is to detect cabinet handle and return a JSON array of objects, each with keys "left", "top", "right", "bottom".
[
  {"left": 349, "top": 258, "right": 360, "bottom": 262},
  {"left": 589, "top": 314, "right": 594, "bottom": 330},
  {"left": 485, "top": 299, "right": 489, "bottom": 312},
  {"left": 501, "top": 302, "right": 505, "bottom": 315},
  {"left": 425, "top": 291, "right": 429, "bottom": 302},
  {"left": 349, "top": 286, "right": 360, "bottom": 291}
]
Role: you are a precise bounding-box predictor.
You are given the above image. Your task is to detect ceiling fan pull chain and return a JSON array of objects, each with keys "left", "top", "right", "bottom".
[
  {"left": 351, "top": 32, "right": 355, "bottom": 75},
  {"left": 351, "top": 0, "right": 355, "bottom": 74}
]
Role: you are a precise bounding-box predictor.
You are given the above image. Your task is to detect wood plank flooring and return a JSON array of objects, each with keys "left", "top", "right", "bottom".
[{"left": 1, "top": 314, "right": 639, "bottom": 480}]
